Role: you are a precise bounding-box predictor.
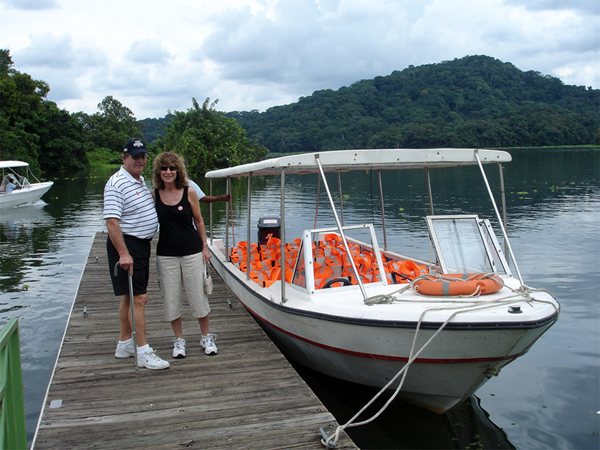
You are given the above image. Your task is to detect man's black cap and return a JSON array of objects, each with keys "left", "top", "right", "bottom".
[{"left": 123, "top": 138, "right": 148, "bottom": 157}]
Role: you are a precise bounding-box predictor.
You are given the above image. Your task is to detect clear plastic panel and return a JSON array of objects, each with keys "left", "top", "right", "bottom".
[{"left": 427, "top": 216, "right": 494, "bottom": 274}]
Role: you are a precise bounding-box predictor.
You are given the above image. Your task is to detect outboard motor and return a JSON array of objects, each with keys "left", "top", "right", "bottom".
[{"left": 257, "top": 214, "right": 281, "bottom": 246}]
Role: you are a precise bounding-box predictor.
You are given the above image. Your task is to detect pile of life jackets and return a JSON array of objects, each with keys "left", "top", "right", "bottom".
[{"left": 229, "top": 234, "right": 427, "bottom": 289}]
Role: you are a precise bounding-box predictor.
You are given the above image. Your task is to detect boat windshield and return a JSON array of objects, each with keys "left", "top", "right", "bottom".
[
  {"left": 426, "top": 215, "right": 511, "bottom": 275},
  {"left": 1, "top": 172, "right": 30, "bottom": 191}
]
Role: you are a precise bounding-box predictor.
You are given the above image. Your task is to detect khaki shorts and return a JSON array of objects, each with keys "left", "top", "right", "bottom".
[{"left": 157, "top": 253, "right": 210, "bottom": 322}]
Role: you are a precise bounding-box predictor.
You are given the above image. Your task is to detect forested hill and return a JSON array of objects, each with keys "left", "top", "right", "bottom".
[{"left": 223, "top": 55, "right": 599, "bottom": 152}]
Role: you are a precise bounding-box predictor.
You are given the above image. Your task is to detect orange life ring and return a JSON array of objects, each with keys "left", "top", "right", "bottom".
[{"left": 414, "top": 273, "right": 503, "bottom": 296}]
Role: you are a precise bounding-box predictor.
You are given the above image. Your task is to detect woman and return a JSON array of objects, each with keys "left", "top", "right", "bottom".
[{"left": 152, "top": 152, "right": 217, "bottom": 358}]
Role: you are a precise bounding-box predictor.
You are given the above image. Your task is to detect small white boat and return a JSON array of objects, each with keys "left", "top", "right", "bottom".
[
  {"left": 0, "top": 161, "right": 53, "bottom": 210},
  {"left": 204, "top": 148, "right": 559, "bottom": 414}
]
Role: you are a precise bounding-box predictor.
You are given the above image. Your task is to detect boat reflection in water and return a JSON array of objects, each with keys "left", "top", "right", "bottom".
[
  {"left": 0, "top": 203, "right": 54, "bottom": 301},
  {"left": 0, "top": 203, "right": 54, "bottom": 244},
  {"left": 295, "top": 363, "right": 515, "bottom": 449},
  {"left": 0, "top": 202, "right": 52, "bottom": 222}
]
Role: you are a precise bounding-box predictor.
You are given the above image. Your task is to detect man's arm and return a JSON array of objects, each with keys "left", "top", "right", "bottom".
[
  {"left": 188, "top": 189, "right": 211, "bottom": 263},
  {"left": 106, "top": 218, "right": 133, "bottom": 274},
  {"left": 199, "top": 194, "right": 231, "bottom": 203}
]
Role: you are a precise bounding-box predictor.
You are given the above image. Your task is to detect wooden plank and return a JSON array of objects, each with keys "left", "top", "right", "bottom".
[{"left": 33, "top": 232, "right": 356, "bottom": 449}]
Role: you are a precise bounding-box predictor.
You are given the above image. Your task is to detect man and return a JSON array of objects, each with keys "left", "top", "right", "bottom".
[
  {"left": 104, "top": 138, "right": 170, "bottom": 370},
  {"left": 6, "top": 175, "right": 20, "bottom": 193},
  {"left": 187, "top": 179, "right": 230, "bottom": 204}
]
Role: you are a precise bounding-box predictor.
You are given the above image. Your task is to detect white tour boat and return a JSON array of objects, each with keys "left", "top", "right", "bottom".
[
  {"left": 204, "top": 148, "right": 559, "bottom": 415},
  {"left": 0, "top": 160, "right": 53, "bottom": 210}
]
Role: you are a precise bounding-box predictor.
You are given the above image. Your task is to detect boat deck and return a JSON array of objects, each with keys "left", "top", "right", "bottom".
[{"left": 33, "top": 232, "right": 356, "bottom": 450}]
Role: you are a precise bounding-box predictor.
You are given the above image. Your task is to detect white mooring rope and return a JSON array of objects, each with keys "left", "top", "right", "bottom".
[{"left": 320, "top": 277, "right": 558, "bottom": 448}]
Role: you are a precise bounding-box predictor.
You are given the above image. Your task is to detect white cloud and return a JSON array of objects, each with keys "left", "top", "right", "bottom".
[
  {"left": 0, "top": 0, "right": 597, "bottom": 118},
  {"left": 199, "top": 1, "right": 422, "bottom": 93},
  {"left": 17, "top": 33, "right": 104, "bottom": 69},
  {"left": 126, "top": 39, "right": 172, "bottom": 65},
  {"left": 504, "top": 0, "right": 600, "bottom": 15},
  {"left": 0, "top": 0, "right": 58, "bottom": 10},
  {"left": 555, "top": 61, "right": 599, "bottom": 89}
]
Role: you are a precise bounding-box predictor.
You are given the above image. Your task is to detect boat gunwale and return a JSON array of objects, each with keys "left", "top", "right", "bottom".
[{"left": 210, "top": 251, "right": 559, "bottom": 332}]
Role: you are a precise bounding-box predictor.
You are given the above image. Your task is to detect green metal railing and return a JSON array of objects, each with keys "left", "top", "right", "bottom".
[{"left": 0, "top": 318, "right": 27, "bottom": 450}]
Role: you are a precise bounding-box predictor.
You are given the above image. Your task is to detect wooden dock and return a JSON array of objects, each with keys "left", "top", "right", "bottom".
[{"left": 33, "top": 232, "right": 356, "bottom": 449}]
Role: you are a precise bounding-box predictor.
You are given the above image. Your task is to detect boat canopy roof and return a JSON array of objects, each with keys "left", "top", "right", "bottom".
[
  {"left": 0, "top": 160, "right": 30, "bottom": 169},
  {"left": 205, "top": 148, "right": 511, "bottom": 178}
]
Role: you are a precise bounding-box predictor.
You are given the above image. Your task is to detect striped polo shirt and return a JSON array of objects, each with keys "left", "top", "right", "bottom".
[{"left": 103, "top": 167, "right": 158, "bottom": 239}]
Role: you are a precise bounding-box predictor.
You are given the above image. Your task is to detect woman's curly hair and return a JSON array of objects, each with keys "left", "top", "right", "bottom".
[{"left": 152, "top": 152, "right": 189, "bottom": 190}]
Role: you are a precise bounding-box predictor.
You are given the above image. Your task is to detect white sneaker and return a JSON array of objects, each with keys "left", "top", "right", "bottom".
[
  {"left": 138, "top": 348, "right": 170, "bottom": 369},
  {"left": 172, "top": 338, "right": 186, "bottom": 359},
  {"left": 200, "top": 334, "right": 218, "bottom": 355},
  {"left": 115, "top": 340, "right": 135, "bottom": 358}
]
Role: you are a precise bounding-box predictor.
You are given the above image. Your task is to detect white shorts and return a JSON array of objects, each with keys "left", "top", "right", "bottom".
[{"left": 157, "top": 253, "right": 210, "bottom": 322}]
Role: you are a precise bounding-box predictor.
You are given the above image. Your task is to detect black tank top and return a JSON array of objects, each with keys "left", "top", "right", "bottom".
[{"left": 155, "top": 186, "right": 203, "bottom": 256}]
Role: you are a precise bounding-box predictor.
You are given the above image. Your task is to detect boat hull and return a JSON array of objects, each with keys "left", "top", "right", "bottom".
[
  {"left": 252, "top": 313, "right": 552, "bottom": 412},
  {"left": 209, "top": 250, "right": 557, "bottom": 413},
  {"left": 0, "top": 182, "right": 53, "bottom": 210}
]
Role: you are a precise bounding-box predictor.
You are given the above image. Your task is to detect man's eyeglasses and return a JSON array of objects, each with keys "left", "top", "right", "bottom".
[
  {"left": 131, "top": 154, "right": 147, "bottom": 160},
  {"left": 161, "top": 166, "right": 177, "bottom": 172}
]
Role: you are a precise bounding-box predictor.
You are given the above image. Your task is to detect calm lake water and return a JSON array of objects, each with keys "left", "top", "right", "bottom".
[{"left": 1, "top": 148, "right": 598, "bottom": 449}]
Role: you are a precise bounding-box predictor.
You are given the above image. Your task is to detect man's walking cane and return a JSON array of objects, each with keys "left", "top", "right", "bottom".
[{"left": 114, "top": 262, "right": 140, "bottom": 374}]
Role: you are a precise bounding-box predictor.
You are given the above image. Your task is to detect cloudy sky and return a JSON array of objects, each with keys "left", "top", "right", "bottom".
[{"left": 1, "top": 0, "right": 598, "bottom": 119}]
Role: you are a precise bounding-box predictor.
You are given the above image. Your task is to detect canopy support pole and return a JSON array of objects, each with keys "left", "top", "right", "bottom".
[
  {"left": 209, "top": 179, "right": 214, "bottom": 245},
  {"left": 280, "top": 169, "right": 287, "bottom": 303},
  {"left": 377, "top": 170, "right": 387, "bottom": 250},
  {"left": 314, "top": 176, "right": 321, "bottom": 228},
  {"left": 315, "top": 154, "right": 368, "bottom": 299},
  {"left": 229, "top": 177, "right": 236, "bottom": 247},
  {"left": 498, "top": 161, "right": 508, "bottom": 256},
  {"left": 426, "top": 168, "right": 434, "bottom": 215},
  {"left": 475, "top": 150, "right": 524, "bottom": 286},
  {"left": 338, "top": 172, "right": 345, "bottom": 227},
  {"left": 246, "top": 174, "right": 252, "bottom": 281}
]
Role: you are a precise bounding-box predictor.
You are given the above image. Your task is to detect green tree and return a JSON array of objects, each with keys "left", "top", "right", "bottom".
[
  {"left": 37, "top": 102, "right": 88, "bottom": 171},
  {"left": 1, "top": 49, "right": 88, "bottom": 173},
  {"left": 229, "top": 55, "right": 599, "bottom": 151},
  {"left": 83, "top": 95, "right": 144, "bottom": 156},
  {"left": 1, "top": 49, "right": 48, "bottom": 172},
  {"left": 160, "top": 98, "right": 268, "bottom": 175}
]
